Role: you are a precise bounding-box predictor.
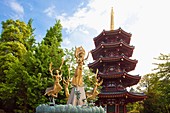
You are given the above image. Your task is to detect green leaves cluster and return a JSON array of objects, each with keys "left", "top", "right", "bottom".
[
  {"left": 133, "top": 54, "right": 170, "bottom": 113},
  {"left": 0, "top": 19, "right": 66, "bottom": 113}
]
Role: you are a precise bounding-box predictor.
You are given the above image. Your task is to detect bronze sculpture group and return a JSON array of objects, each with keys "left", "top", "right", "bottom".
[{"left": 44, "top": 46, "right": 103, "bottom": 104}]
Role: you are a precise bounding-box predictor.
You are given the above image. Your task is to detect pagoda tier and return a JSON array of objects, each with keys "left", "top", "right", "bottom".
[
  {"left": 88, "top": 56, "right": 137, "bottom": 72},
  {"left": 91, "top": 41, "right": 134, "bottom": 60},
  {"left": 93, "top": 28, "right": 132, "bottom": 47},
  {"left": 97, "top": 90, "right": 147, "bottom": 104},
  {"left": 95, "top": 90, "right": 147, "bottom": 113},
  {"left": 99, "top": 72, "right": 140, "bottom": 87}
]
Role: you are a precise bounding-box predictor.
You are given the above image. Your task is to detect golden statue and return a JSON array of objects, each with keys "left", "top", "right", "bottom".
[
  {"left": 71, "top": 46, "right": 90, "bottom": 87},
  {"left": 86, "top": 69, "right": 103, "bottom": 100},
  {"left": 63, "top": 66, "right": 71, "bottom": 100},
  {"left": 44, "top": 58, "right": 64, "bottom": 98}
]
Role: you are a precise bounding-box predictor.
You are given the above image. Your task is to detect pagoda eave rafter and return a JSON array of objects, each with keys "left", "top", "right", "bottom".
[
  {"left": 99, "top": 72, "right": 141, "bottom": 87},
  {"left": 88, "top": 56, "right": 137, "bottom": 69},
  {"left": 91, "top": 42, "right": 134, "bottom": 55},
  {"left": 94, "top": 28, "right": 132, "bottom": 43},
  {"left": 99, "top": 71, "right": 140, "bottom": 79},
  {"left": 98, "top": 91, "right": 146, "bottom": 102}
]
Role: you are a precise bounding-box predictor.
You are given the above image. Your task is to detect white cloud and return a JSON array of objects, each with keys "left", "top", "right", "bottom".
[
  {"left": 43, "top": 5, "right": 56, "bottom": 17},
  {"left": 9, "top": 1, "right": 24, "bottom": 14},
  {"left": 61, "top": 25, "right": 96, "bottom": 51},
  {"left": 62, "top": 38, "right": 71, "bottom": 47},
  {"left": 57, "top": 0, "right": 170, "bottom": 75},
  {"left": 7, "top": 0, "right": 24, "bottom": 19},
  {"left": 57, "top": 0, "right": 142, "bottom": 34}
]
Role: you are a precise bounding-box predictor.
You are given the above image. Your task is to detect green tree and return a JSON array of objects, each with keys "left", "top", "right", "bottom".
[
  {"left": 0, "top": 19, "right": 35, "bottom": 112},
  {"left": 0, "top": 19, "right": 68, "bottom": 112},
  {"left": 136, "top": 54, "right": 170, "bottom": 113},
  {"left": 151, "top": 54, "right": 170, "bottom": 113},
  {"left": 33, "top": 20, "right": 69, "bottom": 105}
]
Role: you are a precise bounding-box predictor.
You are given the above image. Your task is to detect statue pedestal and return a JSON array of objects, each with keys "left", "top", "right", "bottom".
[{"left": 67, "top": 86, "right": 87, "bottom": 106}]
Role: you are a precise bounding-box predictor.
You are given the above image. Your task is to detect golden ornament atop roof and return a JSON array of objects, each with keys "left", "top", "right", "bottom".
[{"left": 110, "top": 7, "right": 114, "bottom": 30}]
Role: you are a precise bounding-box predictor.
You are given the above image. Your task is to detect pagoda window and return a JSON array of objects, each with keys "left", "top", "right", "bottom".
[
  {"left": 119, "top": 105, "right": 124, "bottom": 113},
  {"left": 105, "top": 52, "right": 109, "bottom": 57},
  {"left": 120, "top": 39, "right": 123, "bottom": 42},
  {"left": 99, "top": 54, "right": 103, "bottom": 58},
  {"left": 115, "top": 52, "right": 119, "bottom": 57},
  {"left": 116, "top": 37, "right": 125, "bottom": 43},
  {"left": 121, "top": 53, "right": 124, "bottom": 56},
  {"left": 107, "top": 66, "right": 116, "bottom": 72},
  {"left": 107, "top": 105, "right": 116, "bottom": 113},
  {"left": 110, "top": 67, "right": 114, "bottom": 71},
  {"left": 107, "top": 81, "right": 116, "bottom": 88},
  {"left": 102, "top": 67, "right": 106, "bottom": 73},
  {"left": 117, "top": 84, "right": 125, "bottom": 91},
  {"left": 109, "top": 52, "right": 116, "bottom": 57},
  {"left": 101, "top": 41, "right": 105, "bottom": 44},
  {"left": 116, "top": 38, "right": 120, "bottom": 42},
  {"left": 109, "top": 38, "right": 115, "bottom": 43},
  {"left": 113, "top": 65, "right": 121, "bottom": 72},
  {"left": 124, "top": 52, "right": 128, "bottom": 57},
  {"left": 100, "top": 39, "right": 107, "bottom": 44},
  {"left": 117, "top": 84, "right": 123, "bottom": 88}
]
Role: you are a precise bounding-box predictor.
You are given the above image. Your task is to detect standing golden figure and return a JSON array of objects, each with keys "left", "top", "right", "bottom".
[
  {"left": 63, "top": 66, "right": 71, "bottom": 100},
  {"left": 44, "top": 58, "right": 64, "bottom": 98},
  {"left": 71, "top": 46, "right": 90, "bottom": 87},
  {"left": 86, "top": 69, "right": 103, "bottom": 100}
]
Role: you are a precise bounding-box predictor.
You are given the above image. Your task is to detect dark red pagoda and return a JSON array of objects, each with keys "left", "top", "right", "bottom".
[{"left": 88, "top": 8, "right": 146, "bottom": 113}]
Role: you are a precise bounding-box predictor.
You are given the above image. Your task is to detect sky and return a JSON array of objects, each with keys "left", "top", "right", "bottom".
[{"left": 0, "top": 0, "right": 170, "bottom": 76}]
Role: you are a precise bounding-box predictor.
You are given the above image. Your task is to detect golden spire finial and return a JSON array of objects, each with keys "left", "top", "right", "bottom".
[{"left": 110, "top": 7, "right": 114, "bottom": 30}]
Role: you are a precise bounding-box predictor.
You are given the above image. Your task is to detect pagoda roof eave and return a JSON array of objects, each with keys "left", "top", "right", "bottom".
[
  {"left": 93, "top": 28, "right": 132, "bottom": 42},
  {"left": 91, "top": 42, "right": 134, "bottom": 55},
  {"left": 88, "top": 56, "right": 137, "bottom": 69},
  {"left": 98, "top": 71, "right": 140, "bottom": 79},
  {"left": 98, "top": 71, "right": 141, "bottom": 87},
  {"left": 127, "top": 92, "right": 147, "bottom": 98},
  {"left": 98, "top": 91, "right": 147, "bottom": 102}
]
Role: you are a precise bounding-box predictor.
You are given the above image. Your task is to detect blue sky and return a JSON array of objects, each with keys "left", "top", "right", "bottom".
[
  {"left": 0, "top": 0, "right": 170, "bottom": 76},
  {"left": 0, "top": 0, "right": 89, "bottom": 42}
]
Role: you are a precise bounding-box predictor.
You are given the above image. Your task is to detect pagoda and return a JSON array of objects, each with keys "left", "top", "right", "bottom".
[{"left": 88, "top": 8, "right": 146, "bottom": 113}]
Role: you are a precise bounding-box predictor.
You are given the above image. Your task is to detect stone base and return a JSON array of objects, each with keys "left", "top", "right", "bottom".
[{"left": 67, "top": 86, "right": 87, "bottom": 106}]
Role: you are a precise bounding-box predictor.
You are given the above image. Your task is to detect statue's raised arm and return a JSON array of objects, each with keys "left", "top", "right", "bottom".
[
  {"left": 84, "top": 50, "right": 91, "bottom": 60},
  {"left": 59, "top": 58, "right": 64, "bottom": 71},
  {"left": 49, "top": 62, "right": 54, "bottom": 76}
]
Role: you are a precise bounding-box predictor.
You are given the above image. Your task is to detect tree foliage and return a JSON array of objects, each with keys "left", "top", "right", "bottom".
[
  {"left": 136, "top": 54, "right": 170, "bottom": 113},
  {"left": 0, "top": 19, "right": 66, "bottom": 113}
]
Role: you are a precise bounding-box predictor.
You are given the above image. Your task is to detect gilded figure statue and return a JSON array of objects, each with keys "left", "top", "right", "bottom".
[
  {"left": 63, "top": 66, "right": 71, "bottom": 100},
  {"left": 44, "top": 58, "right": 64, "bottom": 98},
  {"left": 71, "top": 46, "right": 90, "bottom": 87},
  {"left": 86, "top": 69, "right": 103, "bottom": 100}
]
